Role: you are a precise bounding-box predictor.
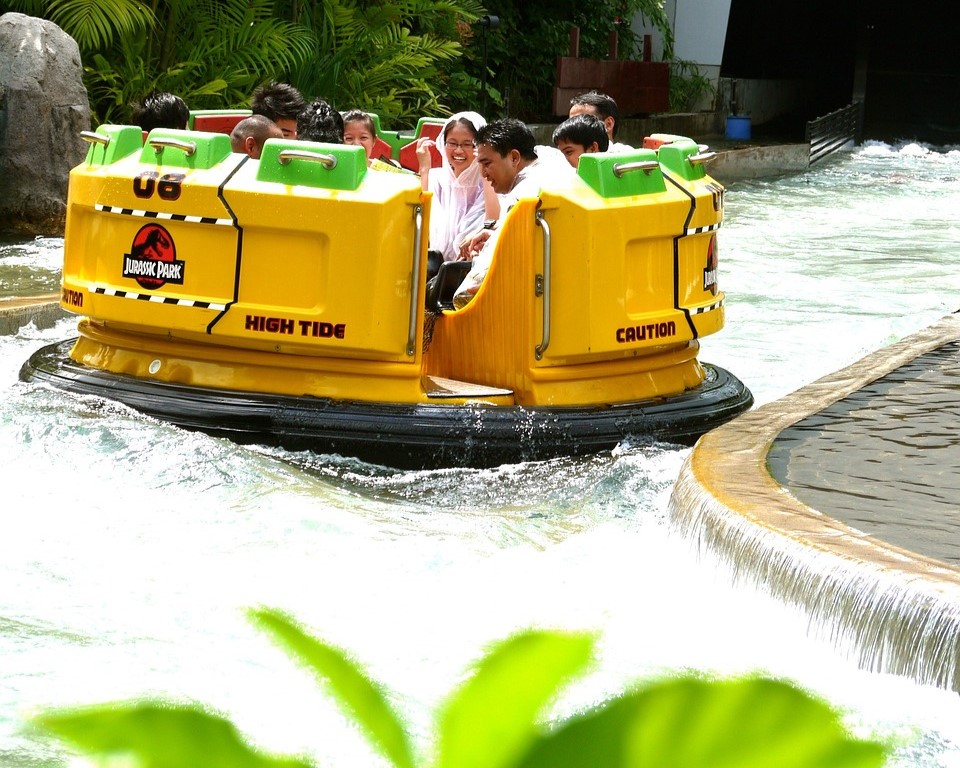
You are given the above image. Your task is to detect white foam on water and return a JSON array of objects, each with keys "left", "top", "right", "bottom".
[{"left": 3, "top": 145, "right": 960, "bottom": 765}]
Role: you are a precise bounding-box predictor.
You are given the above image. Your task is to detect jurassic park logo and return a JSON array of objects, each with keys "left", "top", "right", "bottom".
[{"left": 122, "top": 223, "right": 185, "bottom": 290}]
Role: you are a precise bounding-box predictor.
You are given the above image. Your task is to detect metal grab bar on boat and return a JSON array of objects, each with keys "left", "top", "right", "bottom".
[
  {"left": 613, "top": 160, "right": 659, "bottom": 177},
  {"left": 688, "top": 151, "right": 716, "bottom": 165},
  {"left": 535, "top": 210, "right": 551, "bottom": 360},
  {"left": 80, "top": 131, "right": 110, "bottom": 147},
  {"left": 277, "top": 149, "right": 338, "bottom": 169},
  {"left": 150, "top": 137, "right": 196, "bottom": 157},
  {"left": 407, "top": 204, "right": 424, "bottom": 356}
]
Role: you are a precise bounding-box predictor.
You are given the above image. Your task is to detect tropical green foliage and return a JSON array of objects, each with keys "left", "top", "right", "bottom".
[
  {"left": 1, "top": 0, "right": 154, "bottom": 49},
  {"left": 33, "top": 607, "right": 889, "bottom": 768},
  {"left": 275, "top": 0, "right": 486, "bottom": 122},
  {"left": 2, "top": 0, "right": 316, "bottom": 124},
  {"left": 0, "top": 0, "right": 485, "bottom": 127}
]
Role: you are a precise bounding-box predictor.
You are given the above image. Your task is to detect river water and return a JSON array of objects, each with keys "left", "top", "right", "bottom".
[{"left": 3, "top": 141, "right": 960, "bottom": 767}]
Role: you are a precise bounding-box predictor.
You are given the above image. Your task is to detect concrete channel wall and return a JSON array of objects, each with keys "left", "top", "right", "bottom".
[
  {"left": 532, "top": 111, "right": 811, "bottom": 183},
  {"left": 0, "top": 294, "right": 66, "bottom": 335}
]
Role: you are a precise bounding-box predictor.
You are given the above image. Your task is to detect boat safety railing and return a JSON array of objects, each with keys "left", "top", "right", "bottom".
[
  {"left": 535, "top": 210, "right": 551, "bottom": 360},
  {"left": 277, "top": 149, "right": 338, "bottom": 169},
  {"left": 407, "top": 204, "right": 425, "bottom": 356},
  {"left": 80, "top": 130, "right": 110, "bottom": 148},
  {"left": 150, "top": 137, "right": 197, "bottom": 157},
  {"left": 806, "top": 101, "right": 863, "bottom": 165},
  {"left": 612, "top": 159, "right": 659, "bottom": 177},
  {"left": 688, "top": 150, "right": 716, "bottom": 166}
]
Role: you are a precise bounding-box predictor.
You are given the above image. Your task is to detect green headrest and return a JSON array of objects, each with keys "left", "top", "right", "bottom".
[
  {"left": 256, "top": 140, "right": 368, "bottom": 191},
  {"left": 81, "top": 125, "right": 143, "bottom": 165},
  {"left": 577, "top": 149, "right": 667, "bottom": 198},
  {"left": 139, "top": 129, "right": 233, "bottom": 170},
  {"left": 657, "top": 138, "right": 708, "bottom": 182}
]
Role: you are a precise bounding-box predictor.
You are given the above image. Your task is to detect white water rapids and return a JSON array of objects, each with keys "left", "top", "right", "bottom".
[{"left": 2, "top": 141, "right": 960, "bottom": 766}]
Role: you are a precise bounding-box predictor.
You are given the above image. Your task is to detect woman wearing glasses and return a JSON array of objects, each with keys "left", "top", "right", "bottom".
[{"left": 416, "top": 112, "right": 499, "bottom": 265}]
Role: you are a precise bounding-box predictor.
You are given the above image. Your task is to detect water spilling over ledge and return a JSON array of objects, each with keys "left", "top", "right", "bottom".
[{"left": 670, "top": 313, "right": 960, "bottom": 692}]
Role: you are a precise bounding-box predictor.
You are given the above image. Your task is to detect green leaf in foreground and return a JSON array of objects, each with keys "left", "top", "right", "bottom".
[
  {"left": 34, "top": 702, "right": 311, "bottom": 768},
  {"left": 436, "top": 629, "right": 596, "bottom": 768},
  {"left": 514, "top": 676, "right": 888, "bottom": 768},
  {"left": 250, "top": 607, "right": 416, "bottom": 768}
]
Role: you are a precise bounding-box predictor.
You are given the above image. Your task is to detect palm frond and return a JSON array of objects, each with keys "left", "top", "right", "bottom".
[{"left": 41, "top": 0, "right": 154, "bottom": 51}]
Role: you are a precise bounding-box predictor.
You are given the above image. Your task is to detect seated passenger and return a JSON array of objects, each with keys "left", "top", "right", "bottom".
[
  {"left": 552, "top": 113, "right": 610, "bottom": 168},
  {"left": 230, "top": 115, "right": 283, "bottom": 159},
  {"left": 452, "top": 118, "right": 566, "bottom": 309},
  {"left": 568, "top": 91, "right": 633, "bottom": 153},
  {"left": 251, "top": 81, "right": 305, "bottom": 138},
  {"left": 132, "top": 91, "right": 189, "bottom": 132},
  {"left": 416, "top": 111, "right": 498, "bottom": 263},
  {"left": 297, "top": 98, "right": 344, "bottom": 143},
  {"left": 343, "top": 110, "right": 406, "bottom": 172}
]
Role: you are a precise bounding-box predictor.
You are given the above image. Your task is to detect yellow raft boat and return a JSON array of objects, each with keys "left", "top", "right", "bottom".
[{"left": 21, "top": 124, "right": 752, "bottom": 468}]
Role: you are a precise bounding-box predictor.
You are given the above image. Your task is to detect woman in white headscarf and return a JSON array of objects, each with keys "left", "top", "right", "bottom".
[{"left": 416, "top": 111, "right": 499, "bottom": 263}]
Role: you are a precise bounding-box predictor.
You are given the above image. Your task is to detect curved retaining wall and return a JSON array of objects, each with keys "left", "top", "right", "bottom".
[
  {"left": 0, "top": 294, "right": 66, "bottom": 335},
  {"left": 670, "top": 313, "right": 960, "bottom": 690}
]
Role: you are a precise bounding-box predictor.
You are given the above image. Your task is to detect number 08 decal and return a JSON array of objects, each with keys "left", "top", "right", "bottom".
[{"left": 133, "top": 171, "right": 186, "bottom": 201}]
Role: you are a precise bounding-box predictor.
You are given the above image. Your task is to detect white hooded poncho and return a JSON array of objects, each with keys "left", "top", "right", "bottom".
[{"left": 428, "top": 111, "right": 489, "bottom": 262}]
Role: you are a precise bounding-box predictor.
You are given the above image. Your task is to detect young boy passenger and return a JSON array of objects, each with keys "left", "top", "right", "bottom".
[
  {"left": 552, "top": 114, "right": 610, "bottom": 168},
  {"left": 251, "top": 82, "right": 305, "bottom": 138}
]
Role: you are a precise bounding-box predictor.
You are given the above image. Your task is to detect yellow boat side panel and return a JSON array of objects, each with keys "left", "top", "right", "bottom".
[
  {"left": 424, "top": 196, "right": 707, "bottom": 406},
  {"left": 61, "top": 133, "right": 428, "bottom": 366},
  {"left": 69, "top": 319, "right": 462, "bottom": 403},
  {"left": 215, "top": 158, "right": 426, "bottom": 362},
  {"left": 61, "top": 150, "right": 244, "bottom": 326},
  {"left": 669, "top": 173, "right": 727, "bottom": 338},
  {"left": 538, "top": 182, "right": 696, "bottom": 361}
]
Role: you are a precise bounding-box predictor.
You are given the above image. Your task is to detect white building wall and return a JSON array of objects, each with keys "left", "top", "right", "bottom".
[
  {"left": 631, "top": 0, "right": 733, "bottom": 111},
  {"left": 672, "top": 0, "right": 731, "bottom": 67}
]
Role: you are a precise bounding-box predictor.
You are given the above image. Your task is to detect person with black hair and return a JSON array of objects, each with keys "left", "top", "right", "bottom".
[
  {"left": 568, "top": 91, "right": 633, "bottom": 152},
  {"left": 251, "top": 81, "right": 306, "bottom": 138},
  {"left": 552, "top": 113, "right": 610, "bottom": 168},
  {"left": 132, "top": 91, "right": 189, "bottom": 132},
  {"left": 452, "top": 118, "right": 566, "bottom": 308},
  {"left": 415, "top": 111, "right": 498, "bottom": 263},
  {"left": 296, "top": 98, "right": 344, "bottom": 144}
]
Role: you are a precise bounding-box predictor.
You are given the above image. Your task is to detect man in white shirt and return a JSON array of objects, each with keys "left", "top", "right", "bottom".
[
  {"left": 568, "top": 91, "right": 634, "bottom": 153},
  {"left": 453, "top": 118, "right": 560, "bottom": 308}
]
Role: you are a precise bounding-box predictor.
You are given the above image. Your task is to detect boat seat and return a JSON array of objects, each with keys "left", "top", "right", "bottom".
[
  {"left": 421, "top": 375, "right": 513, "bottom": 400},
  {"left": 371, "top": 136, "right": 393, "bottom": 161},
  {"left": 192, "top": 112, "right": 251, "bottom": 134},
  {"left": 425, "top": 260, "right": 472, "bottom": 312},
  {"left": 398, "top": 121, "right": 443, "bottom": 171}
]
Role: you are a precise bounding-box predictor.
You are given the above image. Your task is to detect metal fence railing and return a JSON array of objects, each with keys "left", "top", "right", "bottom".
[{"left": 806, "top": 101, "right": 863, "bottom": 165}]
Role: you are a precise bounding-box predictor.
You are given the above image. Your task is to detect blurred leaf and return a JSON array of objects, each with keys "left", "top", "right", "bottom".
[
  {"left": 251, "top": 607, "right": 416, "bottom": 768},
  {"left": 513, "top": 676, "right": 888, "bottom": 768},
  {"left": 436, "top": 629, "right": 596, "bottom": 768},
  {"left": 35, "top": 702, "right": 311, "bottom": 768}
]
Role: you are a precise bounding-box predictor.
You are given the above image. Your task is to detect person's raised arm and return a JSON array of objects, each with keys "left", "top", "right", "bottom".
[{"left": 416, "top": 136, "right": 435, "bottom": 191}]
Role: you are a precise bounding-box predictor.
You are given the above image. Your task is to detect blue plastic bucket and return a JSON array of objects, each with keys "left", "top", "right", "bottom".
[{"left": 725, "top": 115, "right": 751, "bottom": 140}]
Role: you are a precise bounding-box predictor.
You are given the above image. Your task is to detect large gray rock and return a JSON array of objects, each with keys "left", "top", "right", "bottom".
[{"left": 0, "top": 12, "right": 90, "bottom": 236}]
